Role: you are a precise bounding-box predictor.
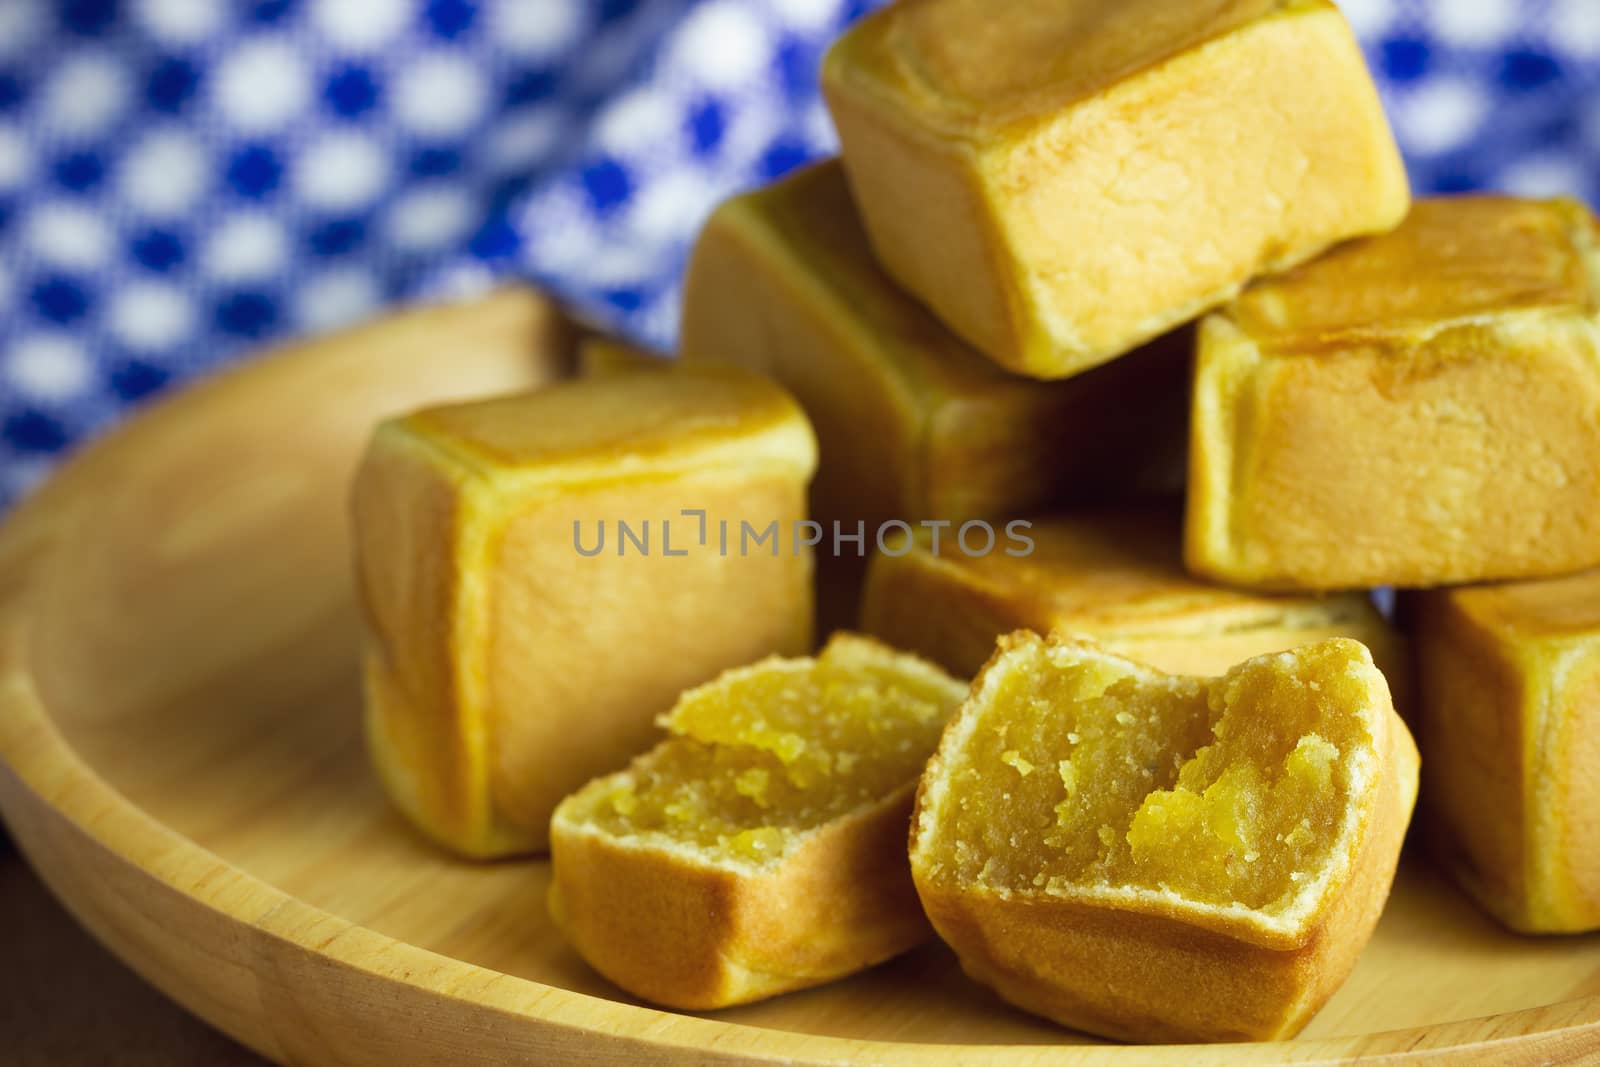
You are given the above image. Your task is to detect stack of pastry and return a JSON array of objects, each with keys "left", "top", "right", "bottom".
[{"left": 349, "top": 0, "right": 1600, "bottom": 1047}]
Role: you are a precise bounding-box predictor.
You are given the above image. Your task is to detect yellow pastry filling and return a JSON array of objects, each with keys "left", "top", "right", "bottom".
[
  {"left": 561, "top": 635, "right": 968, "bottom": 866},
  {"left": 926, "top": 638, "right": 1373, "bottom": 913}
]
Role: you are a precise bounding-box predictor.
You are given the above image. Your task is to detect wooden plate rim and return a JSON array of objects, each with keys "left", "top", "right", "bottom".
[{"left": 0, "top": 336, "right": 1597, "bottom": 1065}]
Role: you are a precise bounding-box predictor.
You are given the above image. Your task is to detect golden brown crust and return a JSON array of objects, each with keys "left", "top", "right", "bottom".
[
  {"left": 679, "top": 161, "right": 1189, "bottom": 528},
  {"left": 1407, "top": 577, "right": 1600, "bottom": 933},
  {"left": 353, "top": 430, "right": 510, "bottom": 855},
  {"left": 484, "top": 471, "right": 814, "bottom": 837},
  {"left": 860, "top": 511, "right": 1407, "bottom": 696},
  {"left": 352, "top": 370, "right": 817, "bottom": 858},
  {"left": 400, "top": 367, "right": 810, "bottom": 474},
  {"left": 1187, "top": 196, "right": 1600, "bottom": 591},
  {"left": 548, "top": 784, "right": 931, "bottom": 1010},
  {"left": 1405, "top": 591, "right": 1532, "bottom": 928},
  {"left": 830, "top": 0, "right": 1291, "bottom": 136},
  {"left": 577, "top": 337, "right": 667, "bottom": 377},
  {"left": 1436, "top": 566, "right": 1600, "bottom": 641},
  {"left": 1227, "top": 197, "right": 1595, "bottom": 349},
  {"left": 908, "top": 636, "right": 1418, "bottom": 1042},
  {"left": 1556, "top": 658, "right": 1600, "bottom": 926},
  {"left": 823, "top": 0, "right": 1408, "bottom": 377}
]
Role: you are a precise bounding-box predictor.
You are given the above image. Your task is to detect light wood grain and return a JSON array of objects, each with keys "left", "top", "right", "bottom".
[{"left": 0, "top": 287, "right": 1598, "bottom": 1064}]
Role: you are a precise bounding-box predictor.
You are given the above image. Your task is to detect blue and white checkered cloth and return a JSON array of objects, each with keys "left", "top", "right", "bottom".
[{"left": 1, "top": 0, "right": 1597, "bottom": 505}]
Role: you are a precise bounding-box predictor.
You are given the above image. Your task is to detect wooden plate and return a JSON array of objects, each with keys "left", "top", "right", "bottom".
[{"left": 1, "top": 288, "right": 1597, "bottom": 1065}]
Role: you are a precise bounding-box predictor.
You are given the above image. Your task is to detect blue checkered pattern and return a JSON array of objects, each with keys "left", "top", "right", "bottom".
[{"left": 1, "top": 0, "right": 1596, "bottom": 505}]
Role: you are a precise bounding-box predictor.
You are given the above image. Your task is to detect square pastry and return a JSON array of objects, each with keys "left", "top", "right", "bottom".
[
  {"left": 1407, "top": 573, "right": 1600, "bottom": 933},
  {"left": 352, "top": 368, "right": 817, "bottom": 856},
  {"left": 680, "top": 161, "right": 1188, "bottom": 531},
  {"left": 823, "top": 0, "right": 1408, "bottom": 378},
  {"left": 861, "top": 509, "right": 1404, "bottom": 687},
  {"left": 1188, "top": 196, "right": 1600, "bottom": 590},
  {"left": 678, "top": 163, "right": 1190, "bottom": 534}
]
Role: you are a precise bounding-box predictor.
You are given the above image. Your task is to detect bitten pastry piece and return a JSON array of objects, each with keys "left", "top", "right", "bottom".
[
  {"left": 681, "top": 161, "right": 1188, "bottom": 526},
  {"left": 352, "top": 369, "right": 817, "bottom": 857},
  {"left": 1407, "top": 573, "right": 1600, "bottom": 933},
  {"left": 911, "top": 636, "right": 1417, "bottom": 1043},
  {"left": 1189, "top": 196, "right": 1600, "bottom": 590},
  {"left": 822, "top": 0, "right": 1408, "bottom": 378},
  {"left": 862, "top": 510, "right": 1404, "bottom": 685},
  {"left": 549, "top": 634, "right": 969, "bottom": 1009}
]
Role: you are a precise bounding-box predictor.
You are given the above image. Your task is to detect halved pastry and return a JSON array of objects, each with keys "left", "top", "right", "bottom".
[
  {"left": 549, "top": 634, "right": 969, "bottom": 1009},
  {"left": 910, "top": 635, "right": 1418, "bottom": 1043}
]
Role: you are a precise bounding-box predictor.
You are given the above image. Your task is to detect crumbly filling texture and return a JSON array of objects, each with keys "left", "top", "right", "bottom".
[
  {"left": 561, "top": 636, "right": 967, "bottom": 866},
  {"left": 923, "top": 639, "right": 1374, "bottom": 915}
]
